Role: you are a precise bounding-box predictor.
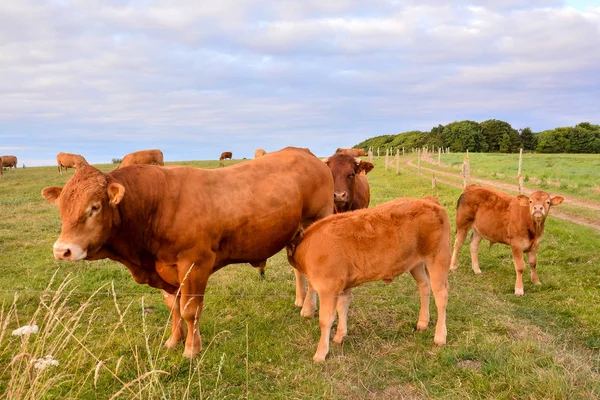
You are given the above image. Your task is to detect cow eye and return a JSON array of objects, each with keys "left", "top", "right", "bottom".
[
  {"left": 89, "top": 204, "right": 100, "bottom": 216},
  {"left": 348, "top": 174, "right": 355, "bottom": 180},
  {"left": 529, "top": 200, "right": 533, "bottom": 204},
  {"left": 546, "top": 200, "right": 550, "bottom": 204}
]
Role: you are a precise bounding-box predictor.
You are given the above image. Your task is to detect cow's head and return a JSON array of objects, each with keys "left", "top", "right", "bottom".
[
  {"left": 517, "top": 191, "right": 563, "bottom": 222},
  {"left": 323, "top": 153, "right": 374, "bottom": 212},
  {"left": 41, "top": 165, "right": 124, "bottom": 261}
]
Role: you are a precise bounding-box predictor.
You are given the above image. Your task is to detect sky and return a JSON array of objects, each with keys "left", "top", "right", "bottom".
[{"left": 1, "top": 0, "right": 599, "bottom": 166}]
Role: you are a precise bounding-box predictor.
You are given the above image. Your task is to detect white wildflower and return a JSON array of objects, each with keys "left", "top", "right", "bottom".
[
  {"left": 12, "top": 324, "right": 39, "bottom": 336},
  {"left": 30, "top": 355, "right": 59, "bottom": 370}
]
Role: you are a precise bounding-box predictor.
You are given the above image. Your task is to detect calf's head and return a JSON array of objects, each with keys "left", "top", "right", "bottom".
[
  {"left": 517, "top": 190, "right": 563, "bottom": 222},
  {"left": 324, "top": 153, "right": 374, "bottom": 212},
  {"left": 41, "top": 165, "right": 124, "bottom": 261}
]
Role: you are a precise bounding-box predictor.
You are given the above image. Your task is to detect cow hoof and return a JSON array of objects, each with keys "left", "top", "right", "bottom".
[
  {"left": 415, "top": 323, "right": 428, "bottom": 332},
  {"left": 449, "top": 266, "right": 458, "bottom": 272},
  {"left": 333, "top": 334, "right": 345, "bottom": 344},
  {"left": 434, "top": 336, "right": 446, "bottom": 346},
  {"left": 473, "top": 269, "right": 482, "bottom": 275},
  {"left": 183, "top": 346, "right": 201, "bottom": 359},
  {"left": 313, "top": 354, "right": 326, "bottom": 363},
  {"left": 294, "top": 299, "right": 304, "bottom": 308},
  {"left": 514, "top": 288, "right": 525, "bottom": 296},
  {"left": 533, "top": 281, "right": 541, "bottom": 286},
  {"left": 164, "top": 339, "right": 181, "bottom": 349},
  {"left": 300, "top": 308, "right": 315, "bottom": 318}
]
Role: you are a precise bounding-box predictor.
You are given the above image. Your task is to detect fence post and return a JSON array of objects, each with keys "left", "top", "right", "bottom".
[
  {"left": 417, "top": 149, "right": 421, "bottom": 183},
  {"left": 369, "top": 148, "right": 374, "bottom": 163},
  {"left": 432, "top": 174, "right": 436, "bottom": 188},
  {"left": 395, "top": 150, "right": 400, "bottom": 175},
  {"left": 517, "top": 148, "right": 523, "bottom": 178},
  {"left": 377, "top": 147, "right": 380, "bottom": 158},
  {"left": 518, "top": 175, "right": 524, "bottom": 195},
  {"left": 385, "top": 148, "right": 389, "bottom": 172},
  {"left": 438, "top": 147, "right": 441, "bottom": 164},
  {"left": 462, "top": 157, "right": 470, "bottom": 189}
]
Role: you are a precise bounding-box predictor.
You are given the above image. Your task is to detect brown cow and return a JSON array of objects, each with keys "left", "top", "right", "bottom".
[
  {"left": 1, "top": 155, "right": 17, "bottom": 169},
  {"left": 119, "top": 149, "right": 164, "bottom": 168},
  {"left": 41, "top": 147, "right": 333, "bottom": 358},
  {"left": 254, "top": 149, "right": 267, "bottom": 158},
  {"left": 0, "top": 157, "right": 3, "bottom": 176},
  {"left": 57, "top": 152, "right": 89, "bottom": 175},
  {"left": 219, "top": 151, "right": 233, "bottom": 161},
  {"left": 335, "top": 148, "right": 367, "bottom": 157},
  {"left": 450, "top": 185, "right": 564, "bottom": 296},
  {"left": 323, "top": 153, "right": 374, "bottom": 214},
  {"left": 287, "top": 197, "right": 451, "bottom": 362}
]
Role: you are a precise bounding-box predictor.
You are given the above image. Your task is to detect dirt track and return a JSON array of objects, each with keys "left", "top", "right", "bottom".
[{"left": 402, "top": 159, "right": 600, "bottom": 232}]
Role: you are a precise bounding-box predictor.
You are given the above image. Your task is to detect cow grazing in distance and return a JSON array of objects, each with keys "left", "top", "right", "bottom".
[
  {"left": 254, "top": 149, "right": 267, "bottom": 158},
  {"left": 119, "top": 149, "right": 164, "bottom": 168},
  {"left": 450, "top": 185, "right": 564, "bottom": 296},
  {"left": 287, "top": 197, "right": 451, "bottom": 362},
  {"left": 1, "top": 155, "right": 17, "bottom": 169},
  {"left": 219, "top": 152, "right": 233, "bottom": 161},
  {"left": 0, "top": 157, "right": 3, "bottom": 176},
  {"left": 57, "top": 152, "right": 89, "bottom": 175},
  {"left": 41, "top": 147, "right": 333, "bottom": 358},
  {"left": 324, "top": 153, "right": 374, "bottom": 214},
  {"left": 335, "top": 148, "right": 367, "bottom": 157}
]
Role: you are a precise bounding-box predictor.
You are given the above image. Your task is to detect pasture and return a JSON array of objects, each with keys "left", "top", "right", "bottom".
[{"left": 0, "top": 158, "right": 599, "bottom": 399}]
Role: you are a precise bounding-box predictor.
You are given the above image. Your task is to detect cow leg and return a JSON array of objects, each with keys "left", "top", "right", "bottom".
[
  {"left": 450, "top": 228, "right": 468, "bottom": 271},
  {"left": 300, "top": 280, "right": 317, "bottom": 318},
  {"left": 528, "top": 250, "right": 540, "bottom": 285},
  {"left": 294, "top": 269, "right": 307, "bottom": 307},
  {"left": 333, "top": 289, "right": 352, "bottom": 344},
  {"left": 162, "top": 290, "right": 186, "bottom": 348},
  {"left": 313, "top": 290, "right": 338, "bottom": 362},
  {"left": 469, "top": 230, "right": 483, "bottom": 274},
  {"left": 179, "top": 260, "right": 214, "bottom": 358},
  {"left": 511, "top": 247, "right": 526, "bottom": 296},
  {"left": 428, "top": 254, "right": 449, "bottom": 346},
  {"left": 410, "top": 263, "right": 431, "bottom": 332}
]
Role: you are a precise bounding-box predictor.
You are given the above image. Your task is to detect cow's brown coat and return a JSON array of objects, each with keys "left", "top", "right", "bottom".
[
  {"left": 119, "top": 149, "right": 164, "bottom": 168},
  {"left": 57, "top": 152, "right": 89, "bottom": 175},
  {"left": 450, "top": 185, "right": 564, "bottom": 295},
  {"left": 219, "top": 151, "right": 233, "bottom": 161},
  {"left": 1, "top": 155, "right": 17, "bottom": 169},
  {"left": 324, "top": 153, "right": 374, "bottom": 214},
  {"left": 335, "top": 148, "right": 367, "bottom": 157},
  {"left": 288, "top": 197, "right": 451, "bottom": 362},
  {"left": 42, "top": 147, "right": 333, "bottom": 358},
  {"left": 254, "top": 149, "right": 267, "bottom": 158}
]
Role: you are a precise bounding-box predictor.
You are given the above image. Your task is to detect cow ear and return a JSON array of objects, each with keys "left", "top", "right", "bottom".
[
  {"left": 42, "top": 186, "right": 62, "bottom": 205},
  {"left": 517, "top": 195, "right": 529, "bottom": 206},
  {"left": 107, "top": 183, "right": 125, "bottom": 207},
  {"left": 550, "top": 196, "right": 564, "bottom": 206},
  {"left": 357, "top": 161, "right": 374, "bottom": 175}
]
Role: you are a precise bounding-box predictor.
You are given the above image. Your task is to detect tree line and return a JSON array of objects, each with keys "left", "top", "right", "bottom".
[{"left": 355, "top": 120, "right": 600, "bottom": 154}]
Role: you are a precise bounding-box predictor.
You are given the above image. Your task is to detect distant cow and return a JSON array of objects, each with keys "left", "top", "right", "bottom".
[
  {"left": 219, "top": 152, "right": 233, "bottom": 161},
  {"left": 57, "top": 152, "right": 89, "bottom": 175},
  {"left": 119, "top": 149, "right": 164, "bottom": 168},
  {"left": 287, "top": 197, "right": 451, "bottom": 362},
  {"left": 254, "top": 149, "right": 267, "bottom": 158},
  {"left": 450, "top": 185, "right": 564, "bottom": 296},
  {"left": 0, "top": 157, "right": 3, "bottom": 176},
  {"left": 1, "top": 155, "right": 17, "bottom": 169},
  {"left": 324, "top": 153, "right": 374, "bottom": 214},
  {"left": 42, "top": 147, "right": 333, "bottom": 358},
  {"left": 335, "top": 148, "right": 367, "bottom": 157}
]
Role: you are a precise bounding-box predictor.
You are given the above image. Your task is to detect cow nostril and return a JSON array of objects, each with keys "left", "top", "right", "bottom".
[{"left": 63, "top": 249, "right": 71, "bottom": 258}]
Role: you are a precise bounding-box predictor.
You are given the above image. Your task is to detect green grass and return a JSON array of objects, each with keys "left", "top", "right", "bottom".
[
  {"left": 0, "top": 159, "right": 599, "bottom": 399},
  {"left": 410, "top": 152, "right": 600, "bottom": 203}
]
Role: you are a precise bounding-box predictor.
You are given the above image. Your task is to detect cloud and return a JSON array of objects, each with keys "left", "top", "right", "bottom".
[{"left": 0, "top": 0, "right": 599, "bottom": 166}]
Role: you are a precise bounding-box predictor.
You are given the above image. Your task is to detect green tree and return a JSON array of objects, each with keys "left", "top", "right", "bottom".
[
  {"left": 442, "top": 121, "right": 488, "bottom": 152},
  {"left": 480, "top": 119, "right": 517, "bottom": 152},
  {"left": 519, "top": 127, "right": 536, "bottom": 151}
]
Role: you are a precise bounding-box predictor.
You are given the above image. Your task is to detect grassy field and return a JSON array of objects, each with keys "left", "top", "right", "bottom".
[
  {"left": 0, "top": 158, "right": 599, "bottom": 399},
  {"left": 406, "top": 152, "right": 600, "bottom": 203}
]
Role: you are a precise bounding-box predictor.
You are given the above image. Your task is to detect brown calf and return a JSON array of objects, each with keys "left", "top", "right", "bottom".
[
  {"left": 288, "top": 197, "right": 451, "bottom": 362},
  {"left": 450, "top": 185, "right": 564, "bottom": 296},
  {"left": 57, "top": 152, "right": 89, "bottom": 175},
  {"left": 254, "top": 149, "right": 267, "bottom": 158},
  {"left": 119, "top": 149, "right": 164, "bottom": 168},
  {"left": 335, "top": 148, "right": 367, "bottom": 157}
]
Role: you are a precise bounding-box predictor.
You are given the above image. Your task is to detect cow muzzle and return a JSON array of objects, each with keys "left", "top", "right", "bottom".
[
  {"left": 333, "top": 191, "right": 348, "bottom": 203},
  {"left": 53, "top": 241, "right": 87, "bottom": 261},
  {"left": 532, "top": 205, "right": 545, "bottom": 218}
]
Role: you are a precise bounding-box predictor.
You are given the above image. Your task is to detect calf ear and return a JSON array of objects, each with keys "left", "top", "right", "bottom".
[
  {"left": 107, "top": 183, "right": 125, "bottom": 207},
  {"left": 517, "top": 195, "right": 529, "bottom": 206},
  {"left": 551, "top": 196, "right": 564, "bottom": 206},
  {"left": 357, "top": 161, "right": 374, "bottom": 175},
  {"left": 41, "top": 186, "right": 63, "bottom": 205}
]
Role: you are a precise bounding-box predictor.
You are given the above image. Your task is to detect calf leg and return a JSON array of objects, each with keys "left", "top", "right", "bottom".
[
  {"left": 333, "top": 289, "right": 352, "bottom": 344},
  {"left": 294, "top": 269, "right": 307, "bottom": 307},
  {"left": 410, "top": 263, "right": 431, "bottom": 331},
  {"left": 427, "top": 255, "right": 449, "bottom": 346},
  {"left": 179, "top": 259, "right": 213, "bottom": 358},
  {"left": 450, "top": 227, "right": 469, "bottom": 271},
  {"left": 300, "top": 281, "right": 317, "bottom": 318},
  {"left": 313, "top": 290, "right": 338, "bottom": 362},
  {"left": 469, "top": 230, "right": 483, "bottom": 274},
  {"left": 162, "top": 291, "right": 186, "bottom": 348},
  {"left": 511, "top": 247, "right": 526, "bottom": 296},
  {"left": 528, "top": 250, "right": 540, "bottom": 285}
]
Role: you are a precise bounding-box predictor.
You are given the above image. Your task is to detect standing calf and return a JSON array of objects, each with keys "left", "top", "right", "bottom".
[
  {"left": 450, "top": 185, "right": 563, "bottom": 296},
  {"left": 288, "top": 197, "right": 451, "bottom": 362}
]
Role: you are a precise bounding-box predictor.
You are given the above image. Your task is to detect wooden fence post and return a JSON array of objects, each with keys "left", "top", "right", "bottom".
[
  {"left": 518, "top": 175, "right": 524, "bottom": 195},
  {"left": 377, "top": 147, "right": 380, "bottom": 158},
  {"left": 432, "top": 174, "right": 436, "bottom": 188},
  {"left": 417, "top": 149, "right": 421, "bottom": 183},
  {"left": 438, "top": 147, "right": 441, "bottom": 164},
  {"left": 385, "top": 148, "right": 389, "bottom": 172},
  {"left": 518, "top": 148, "right": 523, "bottom": 178},
  {"left": 395, "top": 150, "right": 399, "bottom": 175}
]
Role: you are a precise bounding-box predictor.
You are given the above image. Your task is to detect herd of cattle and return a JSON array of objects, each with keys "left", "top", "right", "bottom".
[{"left": 4, "top": 146, "right": 562, "bottom": 362}]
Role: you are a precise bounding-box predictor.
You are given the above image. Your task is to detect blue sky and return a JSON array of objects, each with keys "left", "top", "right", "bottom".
[{"left": 1, "top": 0, "right": 599, "bottom": 166}]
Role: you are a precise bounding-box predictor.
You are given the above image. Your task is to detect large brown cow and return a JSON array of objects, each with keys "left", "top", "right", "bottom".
[
  {"left": 42, "top": 147, "right": 333, "bottom": 358},
  {"left": 1, "top": 155, "right": 17, "bottom": 169},
  {"left": 287, "top": 197, "right": 451, "bottom": 362},
  {"left": 219, "top": 151, "right": 233, "bottom": 161},
  {"left": 119, "top": 149, "right": 164, "bottom": 168},
  {"left": 57, "top": 152, "right": 89, "bottom": 175},
  {"left": 450, "top": 185, "right": 564, "bottom": 296},
  {"left": 335, "top": 148, "right": 367, "bottom": 157},
  {"left": 323, "top": 153, "right": 374, "bottom": 214},
  {"left": 254, "top": 149, "right": 267, "bottom": 158}
]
